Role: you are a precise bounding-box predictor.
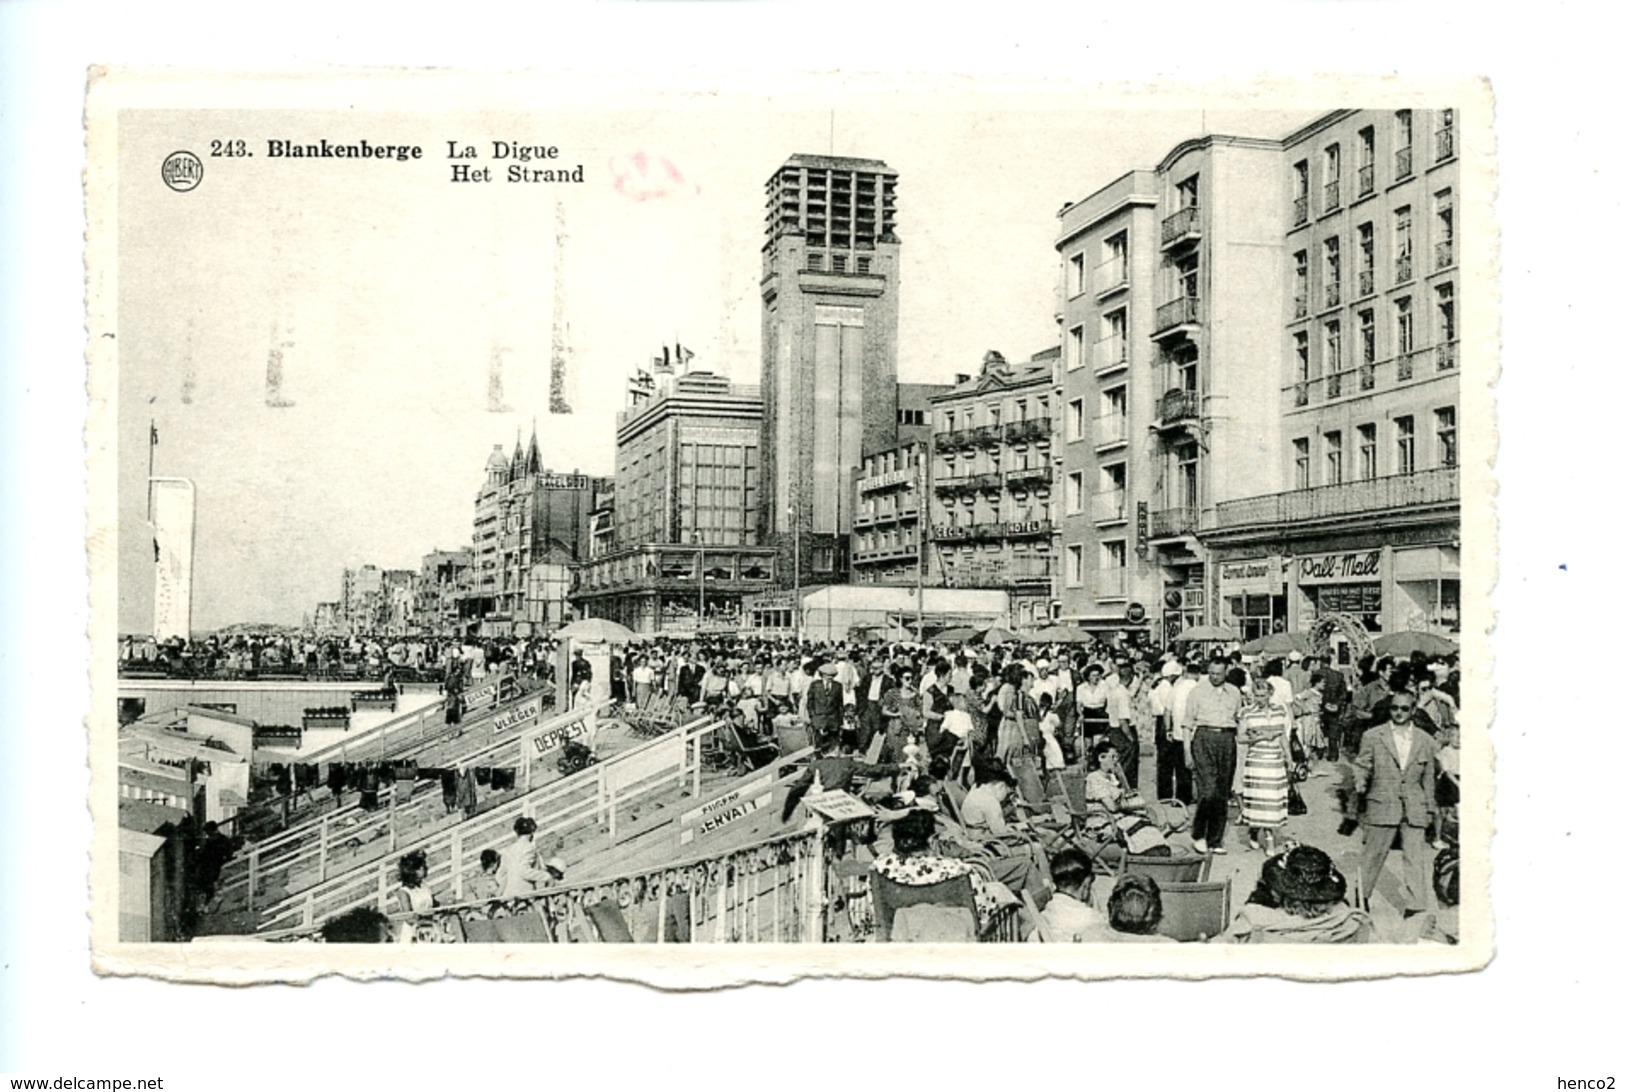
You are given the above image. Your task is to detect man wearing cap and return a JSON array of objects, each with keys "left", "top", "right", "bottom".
[
  {"left": 1353, "top": 692, "right": 1439, "bottom": 917},
  {"left": 801, "top": 661, "right": 846, "bottom": 748},
  {"left": 1151, "top": 660, "right": 1193, "bottom": 804},
  {"left": 1183, "top": 657, "right": 1244, "bottom": 855}
]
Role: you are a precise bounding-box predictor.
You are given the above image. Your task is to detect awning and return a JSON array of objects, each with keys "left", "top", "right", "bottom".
[{"left": 1061, "top": 614, "right": 1151, "bottom": 629}]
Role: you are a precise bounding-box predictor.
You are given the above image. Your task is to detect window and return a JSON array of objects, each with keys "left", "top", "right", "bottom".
[
  {"left": 1067, "top": 252, "right": 1087, "bottom": 297},
  {"left": 1175, "top": 253, "right": 1199, "bottom": 299},
  {"left": 1067, "top": 471, "right": 1085, "bottom": 514},
  {"left": 1395, "top": 110, "right": 1414, "bottom": 178},
  {"left": 1176, "top": 174, "right": 1198, "bottom": 210},
  {"left": 1324, "top": 319, "right": 1342, "bottom": 379},
  {"left": 1293, "top": 437, "right": 1311, "bottom": 489},
  {"left": 1067, "top": 398, "right": 1085, "bottom": 441},
  {"left": 1357, "top": 423, "right": 1377, "bottom": 479},
  {"left": 1099, "top": 308, "right": 1127, "bottom": 368},
  {"left": 1357, "top": 126, "right": 1376, "bottom": 195},
  {"left": 832, "top": 253, "right": 847, "bottom": 273},
  {"left": 1358, "top": 308, "right": 1376, "bottom": 377},
  {"left": 1015, "top": 398, "right": 1027, "bottom": 421},
  {"left": 1394, "top": 206, "right": 1413, "bottom": 283},
  {"left": 942, "top": 410, "right": 955, "bottom": 434},
  {"left": 1067, "top": 324, "right": 1085, "bottom": 371},
  {"left": 1172, "top": 345, "right": 1199, "bottom": 394},
  {"left": 1435, "top": 189, "right": 1454, "bottom": 270},
  {"left": 807, "top": 252, "right": 824, "bottom": 272},
  {"left": 856, "top": 256, "right": 871, "bottom": 274},
  {"left": 1293, "top": 331, "right": 1310, "bottom": 404},
  {"left": 1436, "top": 108, "right": 1455, "bottom": 162},
  {"left": 1067, "top": 544, "right": 1086, "bottom": 587},
  {"left": 1395, "top": 296, "right": 1414, "bottom": 354},
  {"left": 1100, "top": 541, "right": 1128, "bottom": 598},
  {"left": 1436, "top": 283, "right": 1456, "bottom": 370},
  {"left": 1102, "top": 231, "right": 1129, "bottom": 288},
  {"left": 989, "top": 405, "right": 1001, "bottom": 429},
  {"left": 1357, "top": 222, "right": 1375, "bottom": 296},
  {"left": 1323, "top": 144, "right": 1341, "bottom": 211},
  {"left": 1436, "top": 407, "right": 1457, "bottom": 468},
  {"left": 1325, "top": 430, "right": 1344, "bottom": 484},
  {"left": 1293, "top": 160, "right": 1309, "bottom": 224},
  {"left": 1292, "top": 250, "right": 1309, "bottom": 317},
  {"left": 1323, "top": 235, "right": 1341, "bottom": 308},
  {"left": 1395, "top": 415, "right": 1416, "bottom": 476}
]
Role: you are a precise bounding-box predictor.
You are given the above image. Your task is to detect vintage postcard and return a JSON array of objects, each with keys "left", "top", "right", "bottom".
[{"left": 86, "top": 68, "right": 1495, "bottom": 983}]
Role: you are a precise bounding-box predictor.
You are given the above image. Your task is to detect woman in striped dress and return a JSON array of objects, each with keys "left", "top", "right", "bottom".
[{"left": 1239, "top": 677, "right": 1291, "bottom": 853}]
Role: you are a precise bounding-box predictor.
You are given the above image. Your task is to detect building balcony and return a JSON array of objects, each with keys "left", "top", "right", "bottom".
[
  {"left": 1357, "top": 269, "right": 1374, "bottom": 298},
  {"left": 1395, "top": 254, "right": 1413, "bottom": 285},
  {"left": 1004, "top": 416, "right": 1052, "bottom": 446},
  {"left": 1323, "top": 180, "right": 1341, "bottom": 213},
  {"left": 967, "top": 423, "right": 1004, "bottom": 449},
  {"left": 1293, "top": 381, "right": 1311, "bottom": 408},
  {"left": 857, "top": 504, "right": 918, "bottom": 526},
  {"left": 1161, "top": 205, "right": 1201, "bottom": 248},
  {"left": 968, "top": 471, "right": 1005, "bottom": 493},
  {"left": 1003, "top": 518, "right": 1054, "bottom": 540},
  {"left": 1436, "top": 127, "right": 1455, "bottom": 162},
  {"left": 1096, "top": 569, "right": 1127, "bottom": 599},
  {"left": 1150, "top": 506, "right": 1199, "bottom": 539},
  {"left": 1357, "top": 164, "right": 1375, "bottom": 197},
  {"left": 1293, "top": 195, "right": 1308, "bottom": 226},
  {"left": 1324, "top": 281, "right": 1341, "bottom": 309},
  {"left": 1093, "top": 415, "right": 1128, "bottom": 448},
  {"left": 1093, "top": 492, "right": 1128, "bottom": 524},
  {"left": 1094, "top": 259, "right": 1128, "bottom": 297},
  {"left": 1155, "top": 388, "right": 1202, "bottom": 431},
  {"left": 933, "top": 475, "right": 978, "bottom": 497},
  {"left": 1395, "top": 146, "right": 1414, "bottom": 180},
  {"left": 1395, "top": 350, "right": 1418, "bottom": 382},
  {"left": 1094, "top": 338, "right": 1128, "bottom": 372},
  {"left": 854, "top": 541, "right": 919, "bottom": 564},
  {"left": 933, "top": 429, "right": 968, "bottom": 453},
  {"left": 1437, "top": 340, "right": 1458, "bottom": 371},
  {"left": 1435, "top": 239, "right": 1454, "bottom": 271},
  {"left": 1008, "top": 556, "right": 1057, "bottom": 586},
  {"left": 1153, "top": 296, "right": 1200, "bottom": 337},
  {"left": 1214, "top": 465, "right": 1459, "bottom": 530},
  {"left": 1005, "top": 465, "right": 1054, "bottom": 490}
]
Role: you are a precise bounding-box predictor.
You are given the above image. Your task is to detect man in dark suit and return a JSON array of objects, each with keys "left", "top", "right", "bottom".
[
  {"left": 1353, "top": 692, "right": 1439, "bottom": 917},
  {"left": 802, "top": 661, "right": 846, "bottom": 749}
]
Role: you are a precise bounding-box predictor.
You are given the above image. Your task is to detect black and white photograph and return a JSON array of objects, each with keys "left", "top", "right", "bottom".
[{"left": 85, "top": 71, "right": 1492, "bottom": 982}]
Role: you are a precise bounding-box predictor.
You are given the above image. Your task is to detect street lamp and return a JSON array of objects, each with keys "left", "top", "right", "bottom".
[{"left": 692, "top": 531, "right": 705, "bottom": 622}]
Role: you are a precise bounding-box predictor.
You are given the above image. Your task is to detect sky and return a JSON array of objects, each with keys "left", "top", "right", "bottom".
[{"left": 114, "top": 87, "right": 1322, "bottom": 631}]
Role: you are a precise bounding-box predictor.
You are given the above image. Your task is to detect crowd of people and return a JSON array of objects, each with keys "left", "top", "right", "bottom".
[
  {"left": 118, "top": 631, "right": 567, "bottom": 685},
  {"left": 386, "top": 629, "right": 1462, "bottom": 944}
]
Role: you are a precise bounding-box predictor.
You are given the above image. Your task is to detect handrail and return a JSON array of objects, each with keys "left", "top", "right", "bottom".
[
  {"left": 250, "top": 714, "right": 743, "bottom": 932},
  {"left": 216, "top": 699, "right": 602, "bottom": 909}
]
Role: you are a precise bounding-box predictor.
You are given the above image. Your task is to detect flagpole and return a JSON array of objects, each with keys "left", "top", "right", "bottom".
[{"left": 147, "top": 419, "right": 157, "bottom": 520}]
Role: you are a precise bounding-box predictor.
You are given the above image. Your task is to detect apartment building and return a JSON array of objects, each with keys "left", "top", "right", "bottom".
[
  {"left": 1205, "top": 108, "right": 1461, "bottom": 639},
  {"left": 927, "top": 349, "right": 1059, "bottom": 630}
]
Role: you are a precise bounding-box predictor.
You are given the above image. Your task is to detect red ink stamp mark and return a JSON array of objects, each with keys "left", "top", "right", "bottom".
[
  {"left": 610, "top": 151, "right": 699, "bottom": 202},
  {"left": 162, "top": 150, "right": 203, "bottom": 193}
]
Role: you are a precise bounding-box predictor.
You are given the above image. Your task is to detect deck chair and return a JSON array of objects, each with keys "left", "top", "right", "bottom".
[
  {"left": 727, "top": 721, "right": 780, "bottom": 773},
  {"left": 585, "top": 898, "right": 634, "bottom": 942},
  {"left": 1021, "top": 889, "right": 1054, "bottom": 943},
  {"left": 1057, "top": 768, "right": 1091, "bottom": 815},
  {"left": 1155, "top": 879, "right": 1232, "bottom": 942},
  {"left": 1116, "top": 852, "right": 1212, "bottom": 885},
  {"left": 870, "top": 869, "right": 977, "bottom": 942}
]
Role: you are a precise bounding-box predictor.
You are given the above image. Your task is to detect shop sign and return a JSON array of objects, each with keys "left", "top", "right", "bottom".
[
  {"left": 1005, "top": 520, "right": 1047, "bottom": 535},
  {"left": 463, "top": 678, "right": 501, "bottom": 710},
  {"left": 803, "top": 789, "right": 875, "bottom": 823},
  {"left": 491, "top": 697, "right": 542, "bottom": 735},
  {"left": 680, "top": 775, "right": 774, "bottom": 843},
  {"left": 1135, "top": 502, "right": 1148, "bottom": 558},
  {"left": 528, "top": 717, "right": 590, "bottom": 757},
  {"left": 1125, "top": 602, "right": 1147, "bottom": 624},
  {"left": 1219, "top": 558, "right": 1278, "bottom": 585},
  {"left": 861, "top": 467, "right": 915, "bottom": 491},
  {"left": 1297, "top": 549, "right": 1383, "bottom": 584}
]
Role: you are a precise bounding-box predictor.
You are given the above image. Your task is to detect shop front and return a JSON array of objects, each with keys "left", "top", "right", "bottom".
[
  {"left": 1293, "top": 548, "right": 1385, "bottom": 634},
  {"left": 1217, "top": 557, "right": 1288, "bottom": 641},
  {"left": 1158, "top": 564, "right": 1206, "bottom": 644},
  {"left": 1391, "top": 544, "right": 1461, "bottom": 636}
]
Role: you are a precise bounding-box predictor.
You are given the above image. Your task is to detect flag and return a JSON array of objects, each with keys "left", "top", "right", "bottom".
[
  {"left": 651, "top": 353, "right": 672, "bottom": 375},
  {"left": 153, "top": 539, "right": 161, "bottom": 563},
  {"left": 150, "top": 422, "right": 159, "bottom": 446},
  {"left": 676, "top": 342, "right": 694, "bottom": 367},
  {"left": 663, "top": 345, "right": 672, "bottom": 370}
]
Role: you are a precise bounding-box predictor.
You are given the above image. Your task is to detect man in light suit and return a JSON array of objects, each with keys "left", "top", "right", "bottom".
[{"left": 1353, "top": 692, "right": 1439, "bottom": 917}]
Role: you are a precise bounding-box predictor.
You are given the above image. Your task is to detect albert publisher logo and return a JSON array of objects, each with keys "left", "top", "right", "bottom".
[{"left": 162, "top": 150, "right": 203, "bottom": 193}]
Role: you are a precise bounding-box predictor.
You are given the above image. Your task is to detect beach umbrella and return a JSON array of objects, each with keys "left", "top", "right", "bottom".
[
  {"left": 1238, "top": 631, "right": 1310, "bottom": 656},
  {"left": 932, "top": 626, "right": 978, "bottom": 643},
  {"left": 555, "top": 618, "right": 637, "bottom": 644},
  {"left": 974, "top": 625, "right": 1020, "bottom": 647},
  {"left": 1372, "top": 631, "right": 1459, "bottom": 657},
  {"left": 1172, "top": 623, "right": 1239, "bottom": 644},
  {"left": 1026, "top": 624, "right": 1092, "bottom": 644}
]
